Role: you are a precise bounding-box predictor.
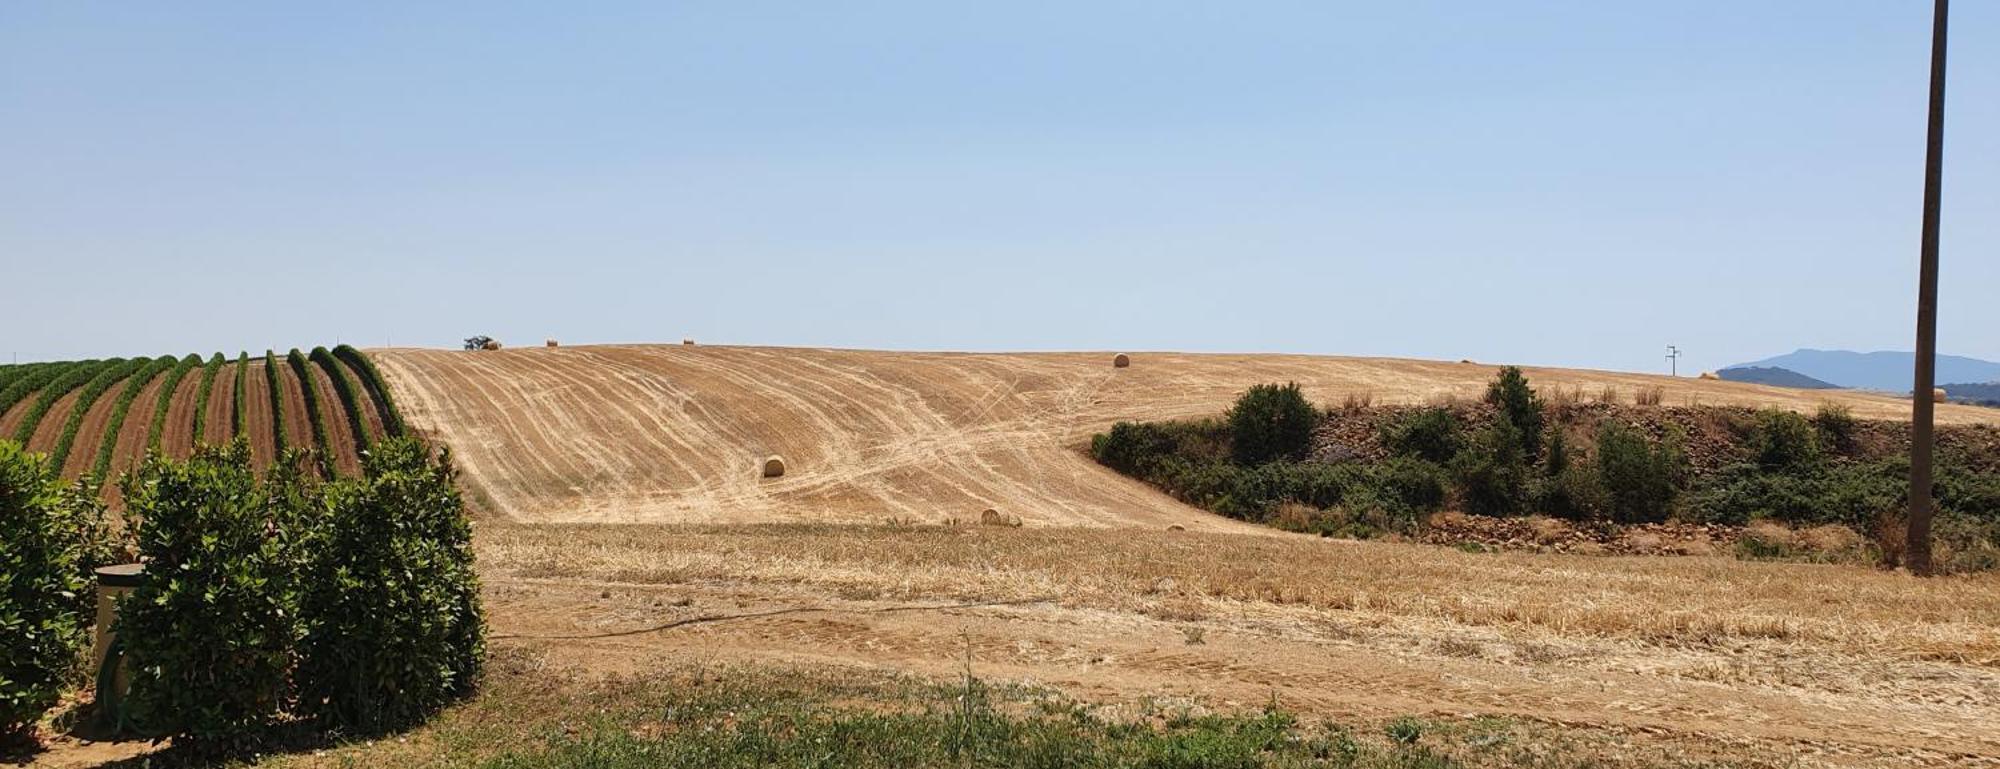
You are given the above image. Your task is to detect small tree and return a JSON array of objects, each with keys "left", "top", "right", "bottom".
[
  {"left": 1749, "top": 409, "right": 1821, "bottom": 471},
  {"left": 1484, "top": 367, "right": 1545, "bottom": 456},
  {"left": 1227, "top": 383, "right": 1316, "bottom": 465},
  {"left": 1380, "top": 408, "right": 1459, "bottom": 463},
  {"left": 1452, "top": 421, "right": 1530, "bottom": 516},
  {"left": 295, "top": 439, "right": 485, "bottom": 733},
  {"left": 117, "top": 442, "right": 312, "bottom": 744},
  {"left": 1596, "top": 422, "right": 1686, "bottom": 524},
  {"left": 0, "top": 442, "right": 110, "bottom": 741}
]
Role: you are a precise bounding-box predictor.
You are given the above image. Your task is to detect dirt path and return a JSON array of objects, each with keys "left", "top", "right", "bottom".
[
  {"left": 482, "top": 524, "right": 2000, "bottom": 769},
  {"left": 371, "top": 345, "right": 1998, "bottom": 527},
  {"left": 240, "top": 359, "right": 276, "bottom": 465}
]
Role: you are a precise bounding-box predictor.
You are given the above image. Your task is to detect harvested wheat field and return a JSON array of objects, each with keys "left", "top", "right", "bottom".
[{"left": 371, "top": 344, "right": 1997, "bottom": 526}]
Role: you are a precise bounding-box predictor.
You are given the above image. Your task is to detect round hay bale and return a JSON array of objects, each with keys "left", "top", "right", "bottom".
[
  {"left": 1459, "top": 359, "right": 1476, "bottom": 365},
  {"left": 482, "top": 339, "right": 503, "bottom": 351},
  {"left": 1934, "top": 387, "right": 1948, "bottom": 403},
  {"left": 760, "top": 455, "right": 786, "bottom": 478},
  {"left": 682, "top": 338, "right": 696, "bottom": 346},
  {"left": 1698, "top": 371, "right": 1719, "bottom": 380},
  {"left": 1112, "top": 353, "right": 1131, "bottom": 368},
  {"left": 545, "top": 338, "right": 560, "bottom": 348},
  {"left": 979, "top": 508, "right": 1003, "bottom": 526},
  {"left": 1166, "top": 524, "right": 1186, "bottom": 532}
]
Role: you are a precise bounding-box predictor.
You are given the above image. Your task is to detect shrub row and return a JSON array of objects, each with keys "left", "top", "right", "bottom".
[
  {"left": 231, "top": 352, "right": 249, "bottom": 437},
  {"left": 187, "top": 352, "right": 226, "bottom": 446},
  {"left": 48, "top": 358, "right": 151, "bottom": 472},
  {"left": 334, "top": 345, "right": 405, "bottom": 437},
  {"left": 116, "top": 438, "right": 484, "bottom": 743},
  {"left": 265, "top": 351, "right": 288, "bottom": 452},
  {"left": 10, "top": 359, "right": 114, "bottom": 444},
  {"left": 287, "top": 348, "right": 333, "bottom": 473},
  {"left": 148, "top": 354, "right": 206, "bottom": 451},
  {"left": 310, "top": 346, "right": 372, "bottom": 449},
  {"left": 0, "top": 363, "right": 68, "bottom": 428},
  {"left": 90, "top": 355, "right": 180, "bottom": 479},
  {"left": 0, "top": 440, "right": 112, "bottom": 739}
]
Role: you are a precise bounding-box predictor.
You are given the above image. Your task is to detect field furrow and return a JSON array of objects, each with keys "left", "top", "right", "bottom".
[
  {"left": 240, "top": 358, "right": 277, "bottom": 465},
  {"left": 25, "top": 390, "right": 82, "bottom": 453},
  {"left": 303, "top": 360, "right": 361, "bottom": 475}
]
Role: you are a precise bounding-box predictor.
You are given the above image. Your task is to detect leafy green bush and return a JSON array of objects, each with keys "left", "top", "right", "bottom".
[
  {"left": 265, "top": 351, "right": 289, "bottom": 451},
  {"left": 1091, "top": 422, "right": 1178, "bottom": 477},
  {"left": 1452, "top": 421, "right": 1530, "bottom": 516},
  {"left": 0, "top": 364, "right": 63, "bottom": 423},
  {"left": 116, "top": 442, "right": 311, "bottom": 743},
  {"left": 1380, "top": 408, "right": 1459, "bottom": 463},
  {"left": 12, "top": 360, "right": 116, "bottom": 444},
  {"left": 1690, "top": 460, "right": 1903, "bottom": 528},
  {"left": 1375, "top": 456, "right": 1448, "bottom": 514},
  {"left": 1226, "top": 383, "right": 1316, "bottom": 465},
  {"left": 232, "top": 352, "right": 250, "bottom": 438},
  {"left": 295, "top": 438, "right": 484, "bottom": 733},
  {"left": 1747, "top": 409, "right": 1820, "bottom": 471},
  {"left": 1595, "top": 422, "right": 1685, "bottom": 524},
  {"left": 288, "top": 349, "right": 333, "bottom": 470},
  {"left": 1483, "top": 367, "right": 1544, "bottom": 455},
  {"left": 0, "top": 441, "right": 110, "bottom": 740},
  {"left": 1811, "top": 404, "right": 1858, "bottom": 455}
]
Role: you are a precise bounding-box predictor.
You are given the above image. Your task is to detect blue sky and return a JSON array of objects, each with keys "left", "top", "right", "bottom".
[{"left": 2, "top": 2, "right": 1993, "bottom": 375}]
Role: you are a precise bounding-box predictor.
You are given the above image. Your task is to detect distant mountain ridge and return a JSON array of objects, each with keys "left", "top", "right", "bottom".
[
  {"left": 1715, "top": 366, "right": 1840, "bottom": 390},
  {"left": 1725, "top": 349, "right": 2000, "bottom": 392}
]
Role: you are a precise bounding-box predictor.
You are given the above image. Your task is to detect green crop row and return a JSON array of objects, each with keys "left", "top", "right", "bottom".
[
  {"left": 266, "top": 351, "right": 288, "bottom": 452},
  {"left": 187, "top": 352, "right": 226, "bottom": 446},
  {"left": 92, "top": 355, "right": 182, "bottom": 479},
  {"left": 49, "top": 358, "right": 151, "bottom": 472},
  {"left": 333, "top": 345, "right": 405, "bottom": 436},
  {"left": 0, "top": 362, "right": 71, "bottom": 424},
  {"left": 311, "top": 346, "right": 372, "bottom": 450},
  {"left": 148, "top": 354, "right": 206, "bottom": 452},
  {"left": 12, "top": 359, "right": 118, "bottom": 445},
  {"left": 232, "top": 352, "right": 249, "bottom": 438},
  {"left": 287, "top": 348, "right": 333, "bottom": 474}
]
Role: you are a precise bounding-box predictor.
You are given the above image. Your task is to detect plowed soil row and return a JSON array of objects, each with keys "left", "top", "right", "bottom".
[
  {"left": 161, "top": 364, "right": 209, "bottom": 456},
  {"left": 276, "top": 360, "right": 312, "bottom": 458},
  {"left": 107, "top": 372, "right": 169, "bottom": 476},
  {"left": 200, "top": 358, "right": 237, "bottom": 447},
  {"left": 241, "top": 358, "right": 277, "bottom": 466},
  {"left": 0, "top": 399, "right": 31, "bottom": 443},
  {"left": 370, "top": 344, "right": 2000, "bottom": 526},
  {"left": 24, "top": 390, "right": 81, "bottom": 453},
  {"left": 331, "top": 356, "right": 388, "bottom": 443}
]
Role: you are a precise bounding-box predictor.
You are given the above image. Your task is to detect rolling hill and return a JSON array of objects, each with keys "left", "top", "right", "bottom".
[
  {"left": 368, "top": 344, "right": 1999, "bottom": 527},
  {"left": 1715, "top": 366, "right": 1840, "bottom": 389},
  {"left": 1727, "top": 349, "right": 2000, "bottom": 392}
]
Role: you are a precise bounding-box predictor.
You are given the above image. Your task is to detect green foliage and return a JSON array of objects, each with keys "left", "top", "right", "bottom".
[
  {"left": 91, "top": 356, "right": 180, "bottom": 479},
  {"left": 1482, "top": 367, "right": 1544, "bottom": 455},
  {"left": 232, "top": 352, "right": 250, "bottom": 438},
  {"left": 0, "top": 441, "right": 110, "bottom": 739},
  {"left": 1227, "top": 383, "right": 1317, "bottom": 465},
  {"left": 265, "top": 351, "right": 289, "bottom": 451},
  {"left": 1747, "top": 409, "right": 1820, "bottom": 471},
  {"left": 149, "top": 354, "right": 206, "bottom": 451},
  {"left": 1689, "top": 460, "right": 1904, "bottom": 528},
  {"left": 1451, "top": 421, "right": 1530, "bottom": 516},
  {"left": 335, "top": 345, "right": 406, "bottom": 437},
  {"left": 1090, "top": 420, "right": 1226, "bottom": 477},
  {"left": 187, "top": 352, "right": 226, "bottom": 446},
  {"left": 1594, "top": 423, "right": 1685, "bottom": 524},
  {"left": 11, "top": 360, "right": 115, "bottom": 444},
  {"left": 311, "top": 346, "right": 373, "bottom": 449},
  {"left": 1811, "top": 403, "right": 1859, "bottom": 455},
  {"left": 116, "top": 442, "right": 311, "bottom": 743},
  {"left": 288, "top": 349, "right": 334, "bottom": 472},
  {"left": 0, "top": 364, "right": 66, "bottom": 432},
  {"left": 295, "top": 438, "right": 484, "bottom": 733},
  {"left": 1380, "top": 408, "right": 1460, "bottom": 463},
  {"left": 1376, "top": 456, "right": 1449, "bottom": 514},
  {"left": 49, "top": 358, "right": 150, "bottom": 472}
]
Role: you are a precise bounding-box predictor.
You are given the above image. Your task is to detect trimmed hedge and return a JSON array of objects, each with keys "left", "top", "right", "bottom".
[
  {"left": 231, "top": 352, "right": 249, "bottom": 438},
  {"left": 187, "top": 352, "right": 226, "bottom": 446},
  {"left": 265, "top": 351, "right": 288, "bottom": 452},
  {"left": 0, "top": 363, "right": 64, "bottom": 426},
  {"left": 310, "top": 346, "right": 371, "bottom": 449},
  {"left": 148, "top": 354, "right": 205, "bottom": 452},
  {"left": 48, "top": 358, "right": 150, "bottom": 472},
  {"left": 11, "top": 360, "right": 114, "bottom": 444},
  {"left": 0, "top": 440, "right": 111, "bottom": 739},
  {"left": 334, "top": 345, "right": 404, "bottom": 437},
  {"left": 90, "top": 355, "right": 180, "bottom": 479},
  {"left": 287, "top": 349, "right": 333, "bottom": 473}
]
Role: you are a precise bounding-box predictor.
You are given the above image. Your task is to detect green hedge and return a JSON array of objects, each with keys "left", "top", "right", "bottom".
[
  {"left": 147, "top": 354, "right": 205, "bottom": 452},
  {"left": 10, "top": 360, "right": 114, "bottom": 444},
  {"left": 231, "top": 352, "right": 249, "bottom": 438},
  {"left": 310, "top": 346, "right": 371, "bottom": 450},
  {"left": 265, "top": 351, "right": 288, "bottom": 452},
  {"left": 0, "top": 440, "right": 111, "bottom": 739},
  {"left": 91, "top": 355, "right": 180, "bottom": 479},
  {"left": 187, "top": 352, "right": 226, "bottom": 446},
  {"left": 287, "top": 349, "right": 333, "bottom": 473},
  {"left": 0, "top": 363, "right": 67, "bottom": 426},
  {"left": 334, "top": 345, "right": 405, "bottom": 436},
  {"left": 48, "top": 359, "right": 151, "bottom": 472}
]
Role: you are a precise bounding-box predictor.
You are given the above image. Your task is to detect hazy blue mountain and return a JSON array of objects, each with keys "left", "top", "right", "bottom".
[
  {"left": 1727, "top": 349, "right": 2000, "bottom": 392},
  {"left": 1942, "top": 382, "right": 2000, "bottom": 405},
  {"left": 1715, "top": 366, "right": 1841, "bottom": 389}
]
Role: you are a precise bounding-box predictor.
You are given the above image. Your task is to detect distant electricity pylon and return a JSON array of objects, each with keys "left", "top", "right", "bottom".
[{"left": 1664, "top": 345, "right": 1682, "bottom": 377}]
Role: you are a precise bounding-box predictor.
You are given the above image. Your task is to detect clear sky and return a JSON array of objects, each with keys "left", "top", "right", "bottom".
[{"left": 2, "top": 3, "right": 1993, "bottom": 375}]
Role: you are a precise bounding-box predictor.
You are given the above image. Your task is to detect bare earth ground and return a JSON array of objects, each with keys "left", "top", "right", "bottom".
[
  {"left": 23, "top": 390, "right": 81, "bottom": 454},
  {"left": 477, "top": 523, "right": 2000, "bottom": 768},
  {"left": 370, "top": 344, "right": 1998, "bottom": 527}
]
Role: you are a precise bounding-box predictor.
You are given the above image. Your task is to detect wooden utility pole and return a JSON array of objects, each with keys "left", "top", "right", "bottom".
[{"left": 1908, "top": 0, "right": 1949, "bottom": 576}]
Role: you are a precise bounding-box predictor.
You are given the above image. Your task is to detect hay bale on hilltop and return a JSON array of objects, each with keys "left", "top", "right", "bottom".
[
  {"left": 1112, "top": 353, "right": 1130, "bottom": 368},
  {"left": 979, "top": 508, "right": 1022, "bottom": 527},
  {"left": 1698, "top": 371, "right": 1719, "bottom": 380},
  {"left": 683, "top": 338, "right": 696, "bottom": 346},
  {"left": 761, "top": 455, "right": 786, "bottom": 478},
  {"left": 482, "top": 339, "right": 503, "bottom": 351},
  {"left": 1934, "top": 388, "right": 1948, "bottom": 403},
  {"left": 545, "top": 339, "right": 559, "bottom": 348}
]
